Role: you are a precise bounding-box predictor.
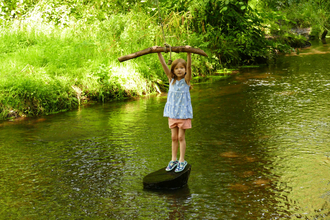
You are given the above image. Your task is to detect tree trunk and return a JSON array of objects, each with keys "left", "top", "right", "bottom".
[
  {"left": 321, "top": 30, "right": 328, "bottom": 39},
  {"left": 118, "top": 46, "right": 208, "bottom": 62}
]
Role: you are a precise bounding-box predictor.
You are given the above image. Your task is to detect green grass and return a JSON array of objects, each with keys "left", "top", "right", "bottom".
[
  {"left": 0, "top": 11, "right": 166, "bottom": 119},
  {"left": 192, "top": 74, "right": 232, "bottom": 84},
  {"left": 0, "top": 9, "right": 217, "bottom": 120},
  {"left": 1, "top": 0, "right": 322, "bottom": 120}
]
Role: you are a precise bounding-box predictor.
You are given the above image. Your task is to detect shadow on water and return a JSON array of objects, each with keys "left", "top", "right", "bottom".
[{"left": 1, "top": 40, "right": 330, "bottom": 219}]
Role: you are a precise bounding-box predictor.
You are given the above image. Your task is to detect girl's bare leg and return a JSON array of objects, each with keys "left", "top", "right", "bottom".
[
  {"left": 178, "top": 128, "right": 186, "bottom": 162},
  {"left": 171, "top": 127, "right": 179, "bottom": 161}
]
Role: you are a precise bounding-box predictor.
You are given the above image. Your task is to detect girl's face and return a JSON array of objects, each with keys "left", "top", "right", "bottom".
[{"left": 173, "top": 63, "right": 186, "bottom": 80}]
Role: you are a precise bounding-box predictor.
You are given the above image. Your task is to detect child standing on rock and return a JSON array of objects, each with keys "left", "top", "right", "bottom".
[{"left": 155, "top": 45, "right": 193, "bottom": 173}]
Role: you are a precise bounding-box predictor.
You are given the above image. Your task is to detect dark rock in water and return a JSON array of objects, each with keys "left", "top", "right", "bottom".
[{"left": 143, "top": 164, "right": 191, "bottom": 190}]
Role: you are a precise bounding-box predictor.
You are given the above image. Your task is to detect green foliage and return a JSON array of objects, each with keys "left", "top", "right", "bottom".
[
  {"left": 1, "top": 0, "right": 328, "bottom": 120},
  {"left": 0, "top": 0, "right": 144, "bottom": 25},
  {"left": 0, "top": 7, "right": 164, "bottom": 120},
  {"left": 0, "top": 70, "right": 77, "bottom": 118},
  {"left": 258, "top": 0, "right": 330, "bottom": 38},
  {"left": 188, "top": 0, "right": 271, "bottom": 68}
]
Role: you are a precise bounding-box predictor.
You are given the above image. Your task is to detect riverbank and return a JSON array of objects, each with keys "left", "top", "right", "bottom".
[
  {"left": 0, "top": 3, "right": 317, "bottom": 121},
  {"left": 0, "top": 18, "right": 232, "bottom": 121},
  {"left": 0, "top": 65, "right": 232, "bottom": 121},
  {"left": 0, "top": 9, "right": 193, "bottom": 120}
]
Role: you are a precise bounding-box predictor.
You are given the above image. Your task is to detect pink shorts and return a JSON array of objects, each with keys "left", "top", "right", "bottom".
[{"left": 168, "top": 118, "right": 192, "bottom": 129}]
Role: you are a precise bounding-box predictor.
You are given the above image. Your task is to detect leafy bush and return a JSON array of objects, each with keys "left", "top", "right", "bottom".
[{"left": 187, "top": 0, "right": 272, "bottom": 68}]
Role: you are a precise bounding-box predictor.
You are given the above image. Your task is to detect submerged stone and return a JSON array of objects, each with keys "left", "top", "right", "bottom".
[{"left": 143, "top": 164, "right": 191, "bottom": 190}]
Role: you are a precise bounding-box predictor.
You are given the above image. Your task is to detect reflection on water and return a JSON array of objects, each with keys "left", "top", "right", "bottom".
[{"left": 1, "top": 41, "right": 330, "bottom": 219}]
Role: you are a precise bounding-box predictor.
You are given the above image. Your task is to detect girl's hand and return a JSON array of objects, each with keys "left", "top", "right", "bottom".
[
  {"left": 185, "top": 45, "right": 192, "bottom": 48},
  {"left": 152, "top": 46, "right": 158, "bottom": 50}
]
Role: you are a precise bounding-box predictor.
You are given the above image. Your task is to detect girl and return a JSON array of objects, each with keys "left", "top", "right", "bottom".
[{"left": 156, "top": 46, "right": 193, "bottom": 173}]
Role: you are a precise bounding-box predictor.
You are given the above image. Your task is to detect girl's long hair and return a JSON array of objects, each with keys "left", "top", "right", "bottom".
[{"left": 170, "top": 59, "right": 190, "bottom": 88}]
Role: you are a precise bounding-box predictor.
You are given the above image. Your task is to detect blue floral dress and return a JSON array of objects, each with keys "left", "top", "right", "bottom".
[{"left": 163, "top": 78, "right": 193, "bottom": 119}]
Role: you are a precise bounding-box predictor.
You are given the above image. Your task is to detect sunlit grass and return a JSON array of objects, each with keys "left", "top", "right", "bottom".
[
  {"left": 0, "top": 6, "right": 214, "bottom": 120},
  {"left": 0, "top": 10, "right": 166, "bottom": 119}
]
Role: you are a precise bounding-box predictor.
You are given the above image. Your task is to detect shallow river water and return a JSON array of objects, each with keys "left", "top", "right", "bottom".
[{"left": 1, "top": 41, "right": 330, "bottom": 219}]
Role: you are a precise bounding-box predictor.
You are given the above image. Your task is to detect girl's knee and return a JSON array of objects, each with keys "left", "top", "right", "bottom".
[
  {"left": 171, "top": 134, "right": 178, "bottom": 142},
  {"left": 178, "top": 135, "right": 185, "bottom": 142}
]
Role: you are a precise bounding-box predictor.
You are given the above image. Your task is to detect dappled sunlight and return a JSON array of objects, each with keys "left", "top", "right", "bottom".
[
  {"left": 240, "top": 171, "right": 255, "bottom": 178},
  {"left": 275, "top": 91, "right": 298, "bottom": 96},
  {"left": 229, "top": 183, "right": 250, "bottom": 191},
  {"left": 258, "top": 135, "right": 272, "bottom": 141},
  {"left": 220, "top": 151, "right": 240, "bottom": 158},
  {"left": 220, "top": 151, "right": 257, "bottom": 163},
  {"left": 212, "top": 140, "right": 224, "bottom": 146},
  {"left": 253, "top": 179, "right": 271, "bottom": 187},
  {"left": 245, "top": 156, "right": 256, "bottom": 163},
  {"left": 111, "top": 63, "right": 151, "bottom": 96},
  {"left": 235, "top": 72, "right": 279, "bottom": 86},
  {"left": 229, "top": 178, "right": 271, "bottom": 192}
]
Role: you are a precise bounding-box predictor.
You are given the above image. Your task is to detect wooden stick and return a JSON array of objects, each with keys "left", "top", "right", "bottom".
[{"left": 118, "top": 46, "right": 208, "bottom": 62}]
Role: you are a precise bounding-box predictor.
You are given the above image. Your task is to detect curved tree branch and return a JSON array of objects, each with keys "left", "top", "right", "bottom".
[{"left": 118, "top": 46, "right": 208, "bottom": 62}]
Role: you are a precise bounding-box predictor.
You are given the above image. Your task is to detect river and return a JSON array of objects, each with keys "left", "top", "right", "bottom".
[{"left": 1, "top": 41, "right": 330, "bottom": 219}]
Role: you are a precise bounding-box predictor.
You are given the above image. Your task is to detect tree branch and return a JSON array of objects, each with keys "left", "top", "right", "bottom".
[{"left": 118, "top": 46, "right": 208, "bottom": 62}]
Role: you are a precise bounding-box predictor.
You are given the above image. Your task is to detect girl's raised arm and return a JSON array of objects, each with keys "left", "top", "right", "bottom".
[
  {"left": 185, "top": 46, "right": 192, "bottom": 83},
  {"left": 155, "top": 50, "right": 171, "bottom": 80}
]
